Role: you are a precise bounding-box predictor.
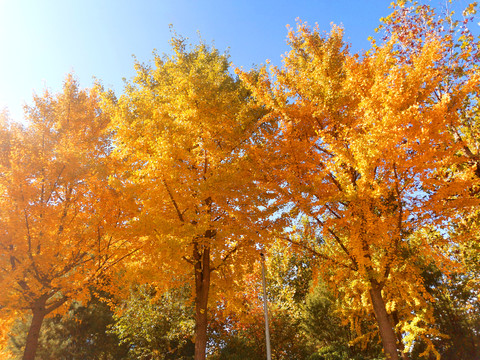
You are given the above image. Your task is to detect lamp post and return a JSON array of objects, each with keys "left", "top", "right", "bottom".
[{"left": 260, "top": 252, "right": 272, "bottom": 360}]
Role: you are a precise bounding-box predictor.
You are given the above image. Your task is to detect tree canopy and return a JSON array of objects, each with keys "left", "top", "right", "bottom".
[{"left": 0, "top": 76, "right": 135, "bottom": 360}]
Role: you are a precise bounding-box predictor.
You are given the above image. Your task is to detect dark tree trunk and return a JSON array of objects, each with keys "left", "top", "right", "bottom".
[
  {"left": 23, "top": 299, "right": 47, "bottom": 360},
  {"left": 369, "top": 280, "right": 400, "bottom": 360},
  {"left": 193, "top": 240, "right": 211, "bottom": 360}
]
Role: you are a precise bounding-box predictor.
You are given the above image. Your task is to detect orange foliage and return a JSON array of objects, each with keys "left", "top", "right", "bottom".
[
  {"left": 0, "top": 75, "right": 135, "bottom": 358},
  {"left": 239, "top": 2, "right": 480, "bottom": 357}
]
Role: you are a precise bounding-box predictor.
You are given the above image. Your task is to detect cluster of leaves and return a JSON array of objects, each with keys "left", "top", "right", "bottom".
[{"left": 110, "top": 284, "right": 195, "bottom": 360}]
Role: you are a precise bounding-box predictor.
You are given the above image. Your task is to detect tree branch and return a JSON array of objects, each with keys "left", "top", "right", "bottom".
[{"left": 162, "top": 178, "right": 185, "bottom": 222}]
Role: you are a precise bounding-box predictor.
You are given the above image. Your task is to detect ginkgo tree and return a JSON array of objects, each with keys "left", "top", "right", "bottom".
[
  {"left": 102, "top": 37, "right": 275, "bottom": 360},
  {"left": 0, "top": 76, "right": 135, "bottom": 360},
  {"left": 239, "top": 5, "right": 480, "bottom": 359}
]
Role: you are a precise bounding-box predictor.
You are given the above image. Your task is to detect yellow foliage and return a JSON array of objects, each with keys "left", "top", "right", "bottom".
[
  {"left": 240, "top": 8, "right": 480, "bottom": 358},
  {"left": 102, "top": 37, "right": 279, "bottom": 338}
]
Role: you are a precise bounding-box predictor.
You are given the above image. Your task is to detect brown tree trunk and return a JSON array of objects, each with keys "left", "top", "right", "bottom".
[
  {"left": 369, "top": 280, "right": 399, "bottom": 360},
  {"left": 193, "top": 241, "right": 211, "bottom": 360},
  {"left": 23, "top": 298, "right": 47, "bottom": 360}
]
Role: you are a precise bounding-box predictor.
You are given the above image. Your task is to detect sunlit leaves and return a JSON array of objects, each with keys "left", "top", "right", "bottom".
[
  {"left": 0, "top": 75, "right": 135, "bottom": 358},
  {"left": 239, "top": 5, "right": 480, "bottom": 357},
  {"left": 104, "top": 36, "right": 275, "bottom": 359}
]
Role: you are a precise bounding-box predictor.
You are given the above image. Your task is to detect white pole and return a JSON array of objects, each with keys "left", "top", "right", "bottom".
[{"left": 260, "top": 252, "right": 272, "bottom": 360}]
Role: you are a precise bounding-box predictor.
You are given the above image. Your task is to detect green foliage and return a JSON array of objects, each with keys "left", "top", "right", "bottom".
[
  {"left": 209, "top": 311, "right": 314, "bottom": 360},
  {"left": 209, "top": 243, "right": 384, "bottom": 359},
  {"left": 411, "top": 262, "right": 480, "bottom": 359},
  {"left": 110, "top": 284, "right": 195, "bottom": 360},
  {"left": 7, "top": 296, "right": 129, "bottom": 360},
  {"left": 304, "top": 284, "right": 384, "bottom": 360}
]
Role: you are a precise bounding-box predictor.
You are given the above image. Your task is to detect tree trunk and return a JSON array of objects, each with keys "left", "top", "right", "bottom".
[
  {"left": 193, "top": 242, "right": 211, "bottom": 360},
  {"left": 23, "top": 299, "right": 47, "bottom": 360},
  {"left": 369, "top": 280, "right": 399, "bottom": 360}
]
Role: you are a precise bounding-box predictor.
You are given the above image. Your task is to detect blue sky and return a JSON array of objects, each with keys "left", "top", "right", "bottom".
[{"left": 0, "top": 0, "right": 476, "bottom": 122}]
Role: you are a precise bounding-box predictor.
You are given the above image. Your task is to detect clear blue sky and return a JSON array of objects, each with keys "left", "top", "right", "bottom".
[{"left": 0, "top": 0, "right": 476, "bottom": 122}]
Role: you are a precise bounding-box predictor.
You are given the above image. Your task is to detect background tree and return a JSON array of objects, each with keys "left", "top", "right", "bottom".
[
  {"left": 208, "top": 243, "right": 314, "bottom": 360},
  {"left": 209, "top": 241, "right": 383, "bottom": 360},
  {"left": 103, "top": 36, "right": 275, "bottom": 360},
  {"left": 412, "top": 263, "right": 480, "bottom": 359},
  {"left": 0, "top": 75, "right": 135, "bottom": 360},
  {"left": 7, "top": 291, "right": 130, "bottom": 360},
  {"left": 111, "top": 284, "right": 195, "bottom": 360},
  {"left": 408, "top": 213, "right": 480, "bottom": 359}
]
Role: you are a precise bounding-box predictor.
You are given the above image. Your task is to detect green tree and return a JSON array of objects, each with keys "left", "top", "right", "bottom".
[
  {"left": 409, "top": 226, "right": 480, "bottom": 359},
  {"left": 7, "top": 294, "right": 130, "bottom": 360},
  {"left": 111, "top": 284, "right": 195, "bottom": 360},
  {"left": 303, "top": 282, "right": 383, "bottom": 360},
  {"left": 208, "top": 243, "right": 314, "bottom": 360}
]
